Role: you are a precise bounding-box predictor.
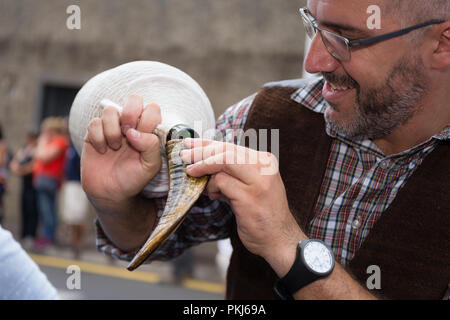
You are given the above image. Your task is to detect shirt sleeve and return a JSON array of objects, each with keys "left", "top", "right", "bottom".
[
  {"left": 0, "top": 225, "right": 58, "bottom": 300},
  {"left": 95, "top": 93, "right": 258, "bottom": 262}
]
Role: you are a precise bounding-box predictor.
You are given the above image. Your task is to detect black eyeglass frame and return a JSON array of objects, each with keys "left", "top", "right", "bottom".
[{"left": 300, "top": 7, "right": 445, "bottom": 61}]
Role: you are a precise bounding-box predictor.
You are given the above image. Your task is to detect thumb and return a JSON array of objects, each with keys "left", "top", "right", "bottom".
[{"left": 126, "top": 128, "right": 162, "bottom": 172}]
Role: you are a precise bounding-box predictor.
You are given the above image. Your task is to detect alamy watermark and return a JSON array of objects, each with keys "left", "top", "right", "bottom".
[
  {"left": 66, "top": 265, "right": 81, "bottom": 290},
  {"left": 180, "top": 121, "right": 281, "bottom": 176},
  {"left": 66, "top": 5, "right": 81, "bottom": 30},
  {"left": 367, "top": 5, "right": 382, "bottom": 30},
  {"left": 366, "top": 265, "right": 381, "bottom": 290}
]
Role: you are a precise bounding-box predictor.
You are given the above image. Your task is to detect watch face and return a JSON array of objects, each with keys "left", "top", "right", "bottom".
[{"left": 303, "top": 240, "right": 334, "bottom": 274}]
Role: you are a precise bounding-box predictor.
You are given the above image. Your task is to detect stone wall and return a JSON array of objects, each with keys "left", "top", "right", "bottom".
[{"left": 0, "top": 0, "right": 307, "bottom": 224}]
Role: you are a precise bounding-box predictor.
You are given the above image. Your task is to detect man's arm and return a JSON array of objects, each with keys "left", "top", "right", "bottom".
[
  {"left": 95, "top": 194, "right": 234, "bottom": 262},
  {"left": 87, "top": 93, "right": 255, "bottom": 260},
  {"left": 183, "top": 139, "right": 377, "bottom": 300},
  {"left": 266, "top": 232, "right": 376, "bottom": 300},
  {"left": 90, "top": 194, "right": 158, "bottom": 253},
  {"left": 82, "top": 95, "right": 163, "bottom": 254},
  {"left": 293, "top": 263, "right": 377, "bottom": 300}
]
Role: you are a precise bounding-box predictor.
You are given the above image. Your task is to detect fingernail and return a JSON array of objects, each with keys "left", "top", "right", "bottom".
[
  {"left": 127, "top": 94, "right": 140, "bottom": 104},
  {"left": 185, "top": 138, "right": 196, "bottom": 147},
  {"left": 180, "top": 150, "right": 191, "bottom": 164},
  {"left": 129, "top": 128, "right": 140, "bottom": 139},
  {"left": 186, "top": 164, "right": 195, "bottom": 172},
  {"left": 122, "top": 125, "right": 131, "bottom": 135},
  {"left": 111, "top": 142, "right": 121, "bottom": 150}
]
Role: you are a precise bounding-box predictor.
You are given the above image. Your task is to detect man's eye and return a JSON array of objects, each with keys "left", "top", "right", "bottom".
[
  {"left": 343, "top": 33, "right": 365, "bottom": 41},
  {"left": 335, "top": 30, "right": 356, "bottom": 40}
]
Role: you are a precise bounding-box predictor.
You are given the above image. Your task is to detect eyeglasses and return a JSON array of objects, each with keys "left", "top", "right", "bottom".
[{"left": 299, "top": 7, "right": 445, "bottom": 62}]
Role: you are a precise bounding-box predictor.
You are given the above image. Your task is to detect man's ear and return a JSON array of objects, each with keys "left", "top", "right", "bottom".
[{"left": 431, "top": 22, "right": 450, "bottom": 69}]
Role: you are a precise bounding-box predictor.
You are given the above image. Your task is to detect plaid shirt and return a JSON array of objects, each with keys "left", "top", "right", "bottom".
[{"left": 96, "top": 77, "right": 449, "bottom": 267}]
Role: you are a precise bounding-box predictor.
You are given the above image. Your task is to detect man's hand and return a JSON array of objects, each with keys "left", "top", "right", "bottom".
[
  {"left": 81, "top": 94, "right": 162, "bottom": 252},
  {"left": 181, "top": 138, "right": 376, "bottom": 300},
  {"left": 180, "top": 138, "right": 307, "bottom": 276},
  {"left": 81, "top": 94, "right": 162, "bottom": 205}
]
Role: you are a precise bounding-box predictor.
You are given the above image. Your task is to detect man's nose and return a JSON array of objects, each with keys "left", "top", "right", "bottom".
[{"left": 304, "top": 33, "right": 340, "bottom": 74}]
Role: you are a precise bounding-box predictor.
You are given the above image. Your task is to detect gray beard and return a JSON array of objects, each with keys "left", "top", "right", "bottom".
[{"left": 324, "top": 55, "right": 427, "bottom": 141}]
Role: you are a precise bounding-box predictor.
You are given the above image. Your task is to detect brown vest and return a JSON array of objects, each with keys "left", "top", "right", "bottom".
[{"left": 226, "top": 82, "right": 450, "bottom": 300}]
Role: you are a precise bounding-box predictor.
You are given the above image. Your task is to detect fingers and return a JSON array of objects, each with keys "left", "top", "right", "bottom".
[
  {"left": 126, "top": 129, "right": 159, "bottom": 153},
  {"left": 182, "top": 139, "right": 256, "bottom": 164},
  {"left": 137, "top": 103, "right": 162, "bottom": 133},
  {"left": 101, "top": 106, "right": 122, "bottom": 150},
  {"left": 181, "top": 139, "right": 230, "bottom": 164},
  {"left": 85, "top": 118, "right": 107, "bottom": 154},
  {"left": 119, "top": 95, "right": 162, "bottom": 137},
  {"left": 121, "top": 94, "right": 144, "bottom": 135},
  {"left": 184, "top": 138, "right": 214, "bottom": 148},
  {"left": 186, "top": 151, "right": 258, "bottom": 185},
  {"left": 85, "top": 94, "right": 163, "bottom": 157},
  {"left": 182, "top": 139, "right": 278, "bottom": 183},
  {"left": 85, "top": 105, "right": 123, "bottom": 154},
  {"left": 128, "top": 102, "right": 162, "bottom": 164},
  {"left": 207, "top": 172, "right": 247, "bottom": 202},
  {"left": 126, "top": 128, "right": 162, "bottom": 174}
]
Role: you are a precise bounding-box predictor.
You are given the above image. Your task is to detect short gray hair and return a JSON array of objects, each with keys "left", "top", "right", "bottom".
[
  {"left": 384, "top": 0, "right": 449, "bottom": 25},
  {"left": 383, "top": 0, "right": 449, "bottom": 41}
]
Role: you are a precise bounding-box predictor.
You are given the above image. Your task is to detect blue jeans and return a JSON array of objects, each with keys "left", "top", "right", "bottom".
[{"left": 35, "top": 176, "right": 58, "bottom": 241}]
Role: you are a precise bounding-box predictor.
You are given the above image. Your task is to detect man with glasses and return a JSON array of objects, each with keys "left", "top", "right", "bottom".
[{"left": 84, "top": 0, "right": 449, "bottom": 299}]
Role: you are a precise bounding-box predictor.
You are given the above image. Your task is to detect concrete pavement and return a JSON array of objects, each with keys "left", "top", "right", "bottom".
[
  {"left": 25, "top": 243, "right": 226, "bottom": 300},
  {"left": 3, "top": 217, "right": 226, "bottom": 299}
]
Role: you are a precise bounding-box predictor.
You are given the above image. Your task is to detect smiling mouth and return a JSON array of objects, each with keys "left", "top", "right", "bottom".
[{"left": 329, "top": 82, "right": 354, "bottom": 92}]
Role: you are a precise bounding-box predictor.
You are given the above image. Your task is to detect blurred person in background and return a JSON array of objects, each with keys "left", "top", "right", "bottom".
[
  {"left": 33, "top": 117, "right": 68, "bottom": 250},
  {"left": 0, "top": 224, "right": 58, "bottom": 299},
  {"left": 0, "top": 124, "right": 11, "bottom": 224},
  {"left": 9, "top": 130, "right": 39, "bottom": 250},
  {"left": 171, "top": 249, "right": 194, "bottom": 285},
  {"left": 216, "top": 238, "right": 233, "bottom": 283},
  {"left": 60, "top": 141, "right": 89, "bottom": 259}
]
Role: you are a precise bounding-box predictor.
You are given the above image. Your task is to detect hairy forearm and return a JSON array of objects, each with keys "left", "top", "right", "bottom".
[
  {"left": 266, "top": 225, "right": 378, "bottom": 300},
  {"left": 90, "top": 195, "right": 158, "bottom": 253},
  {"left": 293, "top": 263, "right": 377, "bottom": 300}
]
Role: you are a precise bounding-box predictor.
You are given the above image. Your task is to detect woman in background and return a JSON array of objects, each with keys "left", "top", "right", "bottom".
[
  {"left": 33, "top": 118, "right": 68, "bottom": 250},
  {"left": 60, "top": 142, "right": 89, "bottom": 259},
  {"left": 10, "top": 130, "right": 39, "bottom": 249}
]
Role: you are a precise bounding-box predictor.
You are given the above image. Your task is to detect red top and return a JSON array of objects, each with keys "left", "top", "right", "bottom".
[{"left": 33, "top": 135, "right": 68, "bottom": 181}]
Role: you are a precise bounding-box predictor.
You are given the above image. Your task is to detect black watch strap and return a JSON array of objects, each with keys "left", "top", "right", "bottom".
[
  {"left": 274, "top": 240, "right": 336, "bottom": 300},
  {"left": 274, "top": 254, "right": 321, "bottom": 299}
]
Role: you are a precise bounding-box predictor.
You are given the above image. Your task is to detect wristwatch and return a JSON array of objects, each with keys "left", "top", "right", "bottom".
[{"left": 274, "top": 239, "right": 335, "bottom": 300}]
